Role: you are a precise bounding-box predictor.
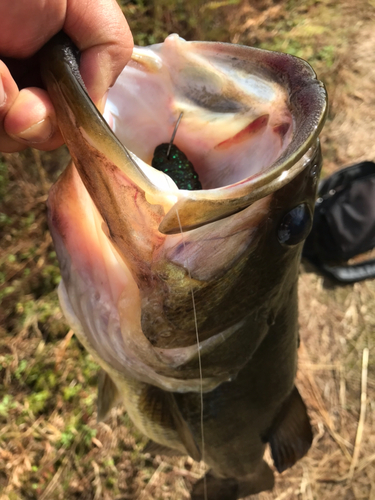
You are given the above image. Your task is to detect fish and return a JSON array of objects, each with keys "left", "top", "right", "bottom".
[{"left": 40, "top": 32, "right": 327, "bottom": 499}]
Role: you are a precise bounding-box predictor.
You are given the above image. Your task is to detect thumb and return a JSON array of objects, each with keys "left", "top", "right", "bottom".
[{"left": 64, "top": 0, "right": 133, "bottom": 107}]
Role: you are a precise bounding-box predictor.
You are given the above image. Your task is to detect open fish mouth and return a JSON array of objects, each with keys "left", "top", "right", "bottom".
[
  {"left": 105, "top": 33, "right": 295, "bottom": 191},
  {"left": 40, "top": 33, "right": 327, "bottom": 396},
  {"left": 105, "top": 33, "right": 327, "bottom": 233}
]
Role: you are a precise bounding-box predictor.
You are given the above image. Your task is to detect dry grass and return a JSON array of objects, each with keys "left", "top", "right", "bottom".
[{"left": 1, "top": 0, "right": 375, "bottom": 499}]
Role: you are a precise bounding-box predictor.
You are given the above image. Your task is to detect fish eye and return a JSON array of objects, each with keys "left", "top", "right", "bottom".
[{"left": 277, "top": 203, "right": 312, "bottom": 246}]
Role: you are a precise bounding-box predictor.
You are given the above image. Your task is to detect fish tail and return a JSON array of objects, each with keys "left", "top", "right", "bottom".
[{"left": 191, "top": 461, "right": 274, "bottom": 500}]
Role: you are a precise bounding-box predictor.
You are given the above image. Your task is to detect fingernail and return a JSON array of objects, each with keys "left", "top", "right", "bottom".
[
  {"left": 0, "top": 75, "right": 5, "bottom": 106},
  {"left": 16, "top": 117, "right": 53, "bottom": 143}
]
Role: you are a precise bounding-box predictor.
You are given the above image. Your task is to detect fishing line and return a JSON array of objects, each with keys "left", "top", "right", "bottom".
[
  {"left": 162, "top": 112, "right": 208, "bottom": 500},
  {"left": 167, "top": 111, "right": 183, "bottom": 159},
  {"left": 152, "top": 112, "right": 201, "bottom": 191},
  {"left": 175, "top": 209, "right": 208, "bottom": 500}
]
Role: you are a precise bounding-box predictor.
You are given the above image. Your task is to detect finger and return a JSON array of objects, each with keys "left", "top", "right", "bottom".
[
  {"left": 0, "top": 1, "right": 65, "bottom": 58},
  {"left": 0, "top": 0, "right": 133, "bottom": 104},
  {"left": 4, "top": 87, "right": 64, "bottom": 151},
  {"left": 0, "top": 59, "right": 27, "bottom": 152},
  {"left": 64, "top": 0, "right": 133, "bottom": 105},
  {"left": 0, "top": 0, "right": 132, "bottom": 152}
]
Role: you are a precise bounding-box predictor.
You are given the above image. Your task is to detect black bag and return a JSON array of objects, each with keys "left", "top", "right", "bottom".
[{"left": 302, "top": 161, "right": 375, "bottom": 283}]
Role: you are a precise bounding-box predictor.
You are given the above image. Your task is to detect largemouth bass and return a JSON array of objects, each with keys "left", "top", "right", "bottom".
[{"left": 40, "top": 32, "right": 327, "bottom": 499}]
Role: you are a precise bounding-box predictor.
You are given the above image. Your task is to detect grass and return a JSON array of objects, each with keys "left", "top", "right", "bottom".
[{"left": 1, "top": 0, "right": 375, "bottom": 498}]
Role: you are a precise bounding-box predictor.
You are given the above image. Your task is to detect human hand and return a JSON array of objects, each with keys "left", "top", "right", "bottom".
[{"left": 0, "top": 0, "right": 133, "bottom": 153}]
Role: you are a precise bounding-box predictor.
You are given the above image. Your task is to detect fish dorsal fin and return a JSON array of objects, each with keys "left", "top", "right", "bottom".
[
  {"left": 264, "top": 386, "right": 313, "bottom": 473},
  {"left": 97, "top": 370, "right": 122, "bottom": 422}
]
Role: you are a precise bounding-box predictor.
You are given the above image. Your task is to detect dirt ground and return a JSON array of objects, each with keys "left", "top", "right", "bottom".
[{"left": 1, "top": 1, "right": 375, "bottom": 499}]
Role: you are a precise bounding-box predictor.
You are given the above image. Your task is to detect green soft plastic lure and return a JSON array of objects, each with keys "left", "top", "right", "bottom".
[
  {"left": 152, "top": 143, "right": 202, "bottom": 191},
  {"left": 151, "top": 112, "right": 202, "bottom": 191}
]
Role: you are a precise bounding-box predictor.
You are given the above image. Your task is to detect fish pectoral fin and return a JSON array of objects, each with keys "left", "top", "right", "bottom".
[
  {"left": 163, "top": 391, "right": 202, "bottom": 462},
  {"left": 264, "top": 386, "right": 313, "bottom": 473},
  {"left": 139, "top": 386, "right": 201, "bottom": 462},
  {"left": 97, "top": 370, "right": 122, "bottom": 422},
  {"left": 143, "top": 440, "right": 184, "bottom": 457}
]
